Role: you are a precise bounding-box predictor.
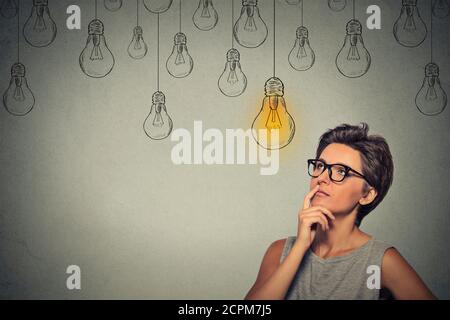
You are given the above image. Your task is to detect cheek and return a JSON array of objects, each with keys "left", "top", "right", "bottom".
[
  {"left": 312, "top": 184, "right": 362, "bottom": 212},
  {"left": 309, "top": 179, "right": 315, "bottom": 190},
  {"left": 336, "top": 190, "right": 358, "bottom": 207},
  {"left": 336, "top": 186, "right": 363, "bottom": 211}
]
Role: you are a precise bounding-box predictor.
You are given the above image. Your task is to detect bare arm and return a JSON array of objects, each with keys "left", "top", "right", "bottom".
[
  {"left": 381, "top": 248, "right": 437, "bottom": 300},
  {"left": 244, "top": 239, "right": 308, "bottom": 300},
  {"left": 245, "top": 187, "right": 334, "bottom": 300}
]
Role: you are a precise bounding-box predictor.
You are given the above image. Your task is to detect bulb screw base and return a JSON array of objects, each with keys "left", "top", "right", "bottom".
[
  {"left": 152, "top": 91, "right": 166, "bottom": 104},
  {"left": 226, "top": 48, "right": 240, "bottom": 62},
  {"left": 11, "top": 62, "right": 26, "bottom": 77},
  {"left": 425, "top": 63, "right": 439, "bottom": 77},
  {"left": 174, "top": 32, "right": 187, "bottom": 45},
  {"left": 346, "top": 19, "right": 362, "bottom": 35},
  {"left": 243, "top": 0, "right": 257, "bottom": 6},
  {"left": 264, "top": 77, "right": 284, "bottom": 97},
  {"left": 296, "top": 26, "right": 309, "bottom": 39},
  {"left": 402, "top": 0, "right": 417, "bottom": 6},
  {"left": 34, "top": 0, "right": 48, "bottom": 6},
  {"left": 88, "top": 19, "right": 105, "bottom": 35},
  {"left": 134, "top": 26, "right": 143, "bottom": 36}
]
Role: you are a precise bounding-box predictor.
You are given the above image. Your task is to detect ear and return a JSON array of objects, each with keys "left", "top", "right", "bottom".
[{"left": 359, "top": 186, "right": 378, "bottom": 206}]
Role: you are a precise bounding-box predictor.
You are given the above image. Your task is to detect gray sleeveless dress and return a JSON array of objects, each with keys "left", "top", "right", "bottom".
[{"left": 279, "top": 236, "right": 394, "bottom": 300}]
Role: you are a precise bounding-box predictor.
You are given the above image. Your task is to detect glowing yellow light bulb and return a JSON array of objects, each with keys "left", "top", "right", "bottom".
[{"left": 251, "top": 77, "right": 295, "bottom": 150}]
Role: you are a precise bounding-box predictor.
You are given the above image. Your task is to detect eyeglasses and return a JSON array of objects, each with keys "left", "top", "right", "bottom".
[{"left": 307, "top": 159, "right": 370, "bottom": 184}]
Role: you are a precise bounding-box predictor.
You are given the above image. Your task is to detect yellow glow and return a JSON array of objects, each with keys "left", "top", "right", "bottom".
[{"left": 252, "top": 94, "right": 295, "bottom": 150}]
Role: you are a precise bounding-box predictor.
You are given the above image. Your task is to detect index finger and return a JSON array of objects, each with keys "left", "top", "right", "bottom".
[{"left": 303, "top": 185, "right": 320, "bottom": 210}]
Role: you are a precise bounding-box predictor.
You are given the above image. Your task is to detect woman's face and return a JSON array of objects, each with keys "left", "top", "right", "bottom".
[{"left": 310, "top": 143, "right": 371, "bottom": 216}]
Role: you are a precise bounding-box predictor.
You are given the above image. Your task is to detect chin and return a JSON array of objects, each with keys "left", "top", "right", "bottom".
[
  {"left": 311, "top": 198, "right": 326, "bottom": 206},
  {"left": 311, "top": 196, "right": 335, "bottom": 209}
]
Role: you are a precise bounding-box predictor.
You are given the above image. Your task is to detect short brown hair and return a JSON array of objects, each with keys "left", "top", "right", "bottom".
[{"left": 315, "top": 123, "right": 394, "bottom": 226}]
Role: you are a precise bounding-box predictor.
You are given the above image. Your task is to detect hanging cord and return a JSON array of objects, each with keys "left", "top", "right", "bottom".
[
  {"left": 95, "top": 0, "right": 98, "bottom": 19},
  {"left": 430, "top": 0, "right": 433, "bottom": 63},
  {"left": 352, "top": 0, "right": 355, "bottom": 20},
  {"left": 17, "top": 0, "right": 20, "bottom": 62},
  {"left": 179, "top": 0, "right": 181, "bottom": 32},
  {"left": 300, "top": 0, "right": 303, "bottom": 27},
  {"left": 231, "top": 0, "right": 234, "bottom": 48},
  {"left": 273, "top": 0, "right": 276, "bottom": 77},
  {"left": 137, "top": 0, "right": 139, "bottom": 26},
  {"left": 157, "top": 13, "right": 160, "bottom": 91}
]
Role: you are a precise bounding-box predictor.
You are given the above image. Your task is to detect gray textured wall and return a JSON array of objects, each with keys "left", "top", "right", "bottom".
[{"left": 0, "top": 0, "right": 449, "bottom": 299}]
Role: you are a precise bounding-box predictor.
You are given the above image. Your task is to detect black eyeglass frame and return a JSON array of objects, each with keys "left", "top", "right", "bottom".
[{"left": 307, "top": 158, "right": 371, "bottom": 184}]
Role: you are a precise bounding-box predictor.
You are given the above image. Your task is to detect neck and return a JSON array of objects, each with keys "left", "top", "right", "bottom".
[{"left": 312, "top": 207, "right": 360, "bottom": 255}]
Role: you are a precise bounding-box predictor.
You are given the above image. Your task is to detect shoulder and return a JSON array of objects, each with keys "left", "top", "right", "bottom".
[
  {"left": 379, "top": 247, "right": 406, "bottom": 296},
  {"left": 381, "top": 246, "right": 403, "bottom": 269},
  {"left": 258, "top": 238, "right": 289, "bottom": 271},
  {"left": 373, "top": 239, "right": 398, "bottom": 274},
  {"left": 265, "top": 238, "right": 288, "bottom": 261},
  {"left": 381, "top": 246, "right": 410, "bottom": 278},
  {"left": 380, "top": 246, "right": 437, "bottom": 299},
  {"left": 244, "top": 239, "right": 289, "bottom": 299},
  {"left": 271, "top": 238, "right": 288, "bottom": 250}
]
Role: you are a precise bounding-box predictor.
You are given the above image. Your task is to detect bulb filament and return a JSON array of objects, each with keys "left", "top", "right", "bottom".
[
  {"left": 13, "top": 78, "right": 25, "bottom": 101},
  {"left": 265, "top": 96, "right": 282, "bottom": 130},
  {"left": 175, "top": 45, "right": 186, "bottom": 65},
  {"left": 134, "top": 36, "right": 143, "bottom": 50},
  {"left": 201, "top": 1, "right": 211, "bottom": 18},
  {"left": 90, "top": 35, "right": 104, "bottom": 60},
  {"left": 347, "top": 35, "right": 360, "bottom": 60},
  {"left": 426, "top": 78, "right": 438, "bottom": 100},
  {"left": 404, "top": 7, "right": 417, "bottom": 31},
  {"left": 153, "top": 105, "right": 165, "bottom": 127},
  {"left": 34, "top": 6, "right": 47, "bottom": 31},
  {"left": 297, "top": 43, "right": 307, "bottom": 58},
  {"left": 244, "top": 7, "right": 257, "bottom": 32}
]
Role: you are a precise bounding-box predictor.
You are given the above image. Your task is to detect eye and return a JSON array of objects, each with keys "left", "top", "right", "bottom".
[
  {"left": 316, "top": 162, "right": 324, "bottom": 169},
  {"left": 337, "top": 168, "right": 347, "bottom": 176}
]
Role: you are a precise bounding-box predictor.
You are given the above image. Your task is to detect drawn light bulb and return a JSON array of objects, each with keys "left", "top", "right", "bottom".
[
  {"left": 128, "top": 26, "right": 148, "bottom": 59},
  {"left": 143, "top": 91, "right": 173, "bottom": 140},
  {"left": 433, "top": 0, "right": 450, "bottom": 18},
  {"left": 193, "top": 0, "right": 218, "bottom": 31},
  {"left": 166, "top": 32, "right": 194, "bottom": 78},
  {"left": 143, "top": 0, "right": 173, "bottom": 14},
  {"left": 336, "top": 19, "right": 371, "bottom": 78},
  {"left": 104, "top": 0, "right": 122, "bottom": 12},
  {"left": 415, "top": 63, "right": 447, "bottom": 116},
  {"left": 251, "top": 77, "right": 295, "bottom": 150},
  {"left": 233, "top": 0, "right": 268, "bottom": 48},
  {"left": 288, "top": 26, "right": 315, "bottom": 71},
  {"left": 23, "top": 0, "right": 57, "bottom": 48},
  {"left": 79, "top": 19, "right": 115, "bottom": 78},
  {"left": 218, "top": 48, "right": 247, "bottom": 97},
  {"left": 328, "top": 0, "right": 346, "bottom": 12},
  {"left": 393, "top": 0, "right": 427, "bottom": 47},
  {"left": 0, "top": 0, "right": 18, "bottom": 18},
  {"left": 3, "top": 62, "right": 35, "bottom": 116}
]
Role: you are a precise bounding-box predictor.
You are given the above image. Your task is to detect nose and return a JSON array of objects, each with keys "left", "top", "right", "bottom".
[{"left": 317, "top": 167, "right": 331, "bottom": 184}]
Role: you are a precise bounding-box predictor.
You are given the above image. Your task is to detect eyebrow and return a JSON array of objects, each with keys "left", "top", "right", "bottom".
[{"left": 318, "top": 158, "right": 352, "bottom": 168}]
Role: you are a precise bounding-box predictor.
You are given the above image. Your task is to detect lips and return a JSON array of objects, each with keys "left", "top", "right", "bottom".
[{"left": 316, "top": 190, "right": 330, "bottom": 196}]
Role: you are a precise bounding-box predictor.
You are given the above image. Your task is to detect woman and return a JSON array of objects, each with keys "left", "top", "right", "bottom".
[{"left": 245, "top": 123, "right": 436, "bottom": 300}]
